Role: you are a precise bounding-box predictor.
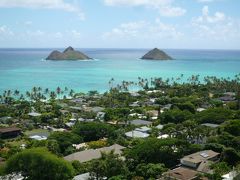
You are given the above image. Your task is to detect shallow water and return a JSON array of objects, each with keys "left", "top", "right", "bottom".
[{"left": 0, "top": 48, "right": 240, "bottom": 93}]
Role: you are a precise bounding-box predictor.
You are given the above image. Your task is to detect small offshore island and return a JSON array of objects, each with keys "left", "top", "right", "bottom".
[
  {"left": 46, "top": 46, "right": 91, "bottom": 60},
  {"left": 141, "top": 48, "right": 173, "bottom": 60}
]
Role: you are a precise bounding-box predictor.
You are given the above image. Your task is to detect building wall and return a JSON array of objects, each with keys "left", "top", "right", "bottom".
[{"left": 180, "top": 159, "right": 198, "bottom": 168}]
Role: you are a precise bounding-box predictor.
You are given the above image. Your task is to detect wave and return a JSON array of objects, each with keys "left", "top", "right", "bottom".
[{"left": 40, "top": 59, "right": 100, "bottom": 62}]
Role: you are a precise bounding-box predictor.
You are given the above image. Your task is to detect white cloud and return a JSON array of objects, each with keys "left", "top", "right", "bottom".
[
  {"left": 103, "top": 20, "right": 183, "bottom": 40},
  {"left": 54, "top": 32, "right": 63, "bottom": 38},
  {"left": 71, "top": 30, "right": 81, "bottom": 38},
  {"left": 0, "top": 25, "right": 14, "bottom": 37},
  {"left": 104, "top": 0, "right": 186, "bottom": 17},
  {"left": 26, "top": 30, "right": 45, "bottom": 37},
  {"left": 197, "top": 0, "right": 215, "bottom": 2},
  {"left": 0, "top": 0, "right": 85, "bottom": 20},
  {"left": 24, "top": 21, "right": 33, "bottom": 26},
  {"left": 191, "top": 6, "right": 240, "bottom": 41}
]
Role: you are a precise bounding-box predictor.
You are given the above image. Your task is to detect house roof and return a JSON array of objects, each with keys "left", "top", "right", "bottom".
[
  {"left": 125, "top": 130, "right": 149, "bottom": 138},
  {"left": 29, "top": 135, "right": 47, "bottom": 141},
  {"left": 156, "top": 124, "right": 164, "bottom": 129},
  {"left": 64, "top": 144, "right": 125, "bottom": 163},
  {"left": 28, "top": 112, "right": 41, "bottom": 117},
  {"left": 181, "top": 150, "right": 219, "bottom": 164},
  {"left": 135, "top": 126, "right": 151, "bottom": 132},
  {"left": 201, "top": 123, "right": 220, "bottom": 128},
  {"left": 0, "top": 127, "right": 21, "bottom": 133},
  {"left": 164, "top": 167, "right": 198, "bottom": 180},
  {"left": 129, "top": 119, "right": 152, "bottom": 126},
  {"left": 73, "top": 173, "right": 91, "bottom": 180}
]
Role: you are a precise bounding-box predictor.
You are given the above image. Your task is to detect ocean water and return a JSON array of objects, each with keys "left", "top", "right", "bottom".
[{"left": 0, "top": 48, "right": 240, "bottom": 94}]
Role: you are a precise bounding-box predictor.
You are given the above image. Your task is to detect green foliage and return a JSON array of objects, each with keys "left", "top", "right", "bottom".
[
  {"left": 135, "top": 163, "right": 167, "bottom": 179},
  {"left": 89, "top": 150, "right": 129, "bottom": 179},
  {"left": 204, "top": 143, "right": 225, "bottom": 153},
  {"left": 40, "top": 112, "right": 55, "bottom": 123},
  {"left": 73, "top": 122, "right": 115, "bottom": 142},
  {"left": 222, "top": 148, "right": 240, "bottom": 166},
  {"left": 126, "top": 138, "right": 182, "bottom": 167},
  {"left": 196, "top": 108, "right": 233, "bottom": 124},
  {"left": 211, "top": 162, "right": 231, "bottom": 176},
  {"left": 160, "top": 109, "right": 193, "bottom": 124},
  {"left": 71, "top": 160, "right": 88, "bottom": 175},
  {"left": 223, "top": 120, "right": 240, "bottom": 136},
  {"left": 104, "top": 108, "right": 130, "bottom": 121},
  {"left": 4, "top": 148, "right": 74, "bottom": 180},
  {"left": 48, "top": 131, "right": 82, "bottom": 155},
  {"left": 173, "top": 102, "right": 196, "bottom": 113},
  {"left": 208, "top": 132, "right": 240, "bottom": 150}
]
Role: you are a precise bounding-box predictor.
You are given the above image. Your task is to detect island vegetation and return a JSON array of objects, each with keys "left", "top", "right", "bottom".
[
  {"left": 46, "top": 46, "right": 91, "bottom": 60},
  {"left": 141, "top": 48, "right": 173, "bottom": 60},
  {"left": 0, "top": 74, "right": 240, "bottom": 179}
]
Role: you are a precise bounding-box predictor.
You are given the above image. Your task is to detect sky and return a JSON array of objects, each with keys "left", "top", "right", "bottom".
[{"left": 0, "top": 0, "right": 240, "bottom": 49}]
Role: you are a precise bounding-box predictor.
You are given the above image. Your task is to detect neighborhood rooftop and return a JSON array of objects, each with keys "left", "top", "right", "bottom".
[{"left": 64, "top": 144, "right": 125, "bottom": 163}]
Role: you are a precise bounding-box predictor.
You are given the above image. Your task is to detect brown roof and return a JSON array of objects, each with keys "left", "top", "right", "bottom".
[
  {"left": 0, "top": 127, "right": 21, "bottom": 133},
  {"left": 164, "top": 167, "right": 198, "bottom": 180},
  {"left": 64, "top": 144, "right": 125, "bottom": 163},
  {"left": 181, "top": 150, "right": 219, "bottom": 164}
]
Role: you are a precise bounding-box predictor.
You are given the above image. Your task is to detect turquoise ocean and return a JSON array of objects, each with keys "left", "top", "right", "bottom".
[{"left": 0, "top": 48, "right": 240, "bottom": 93}]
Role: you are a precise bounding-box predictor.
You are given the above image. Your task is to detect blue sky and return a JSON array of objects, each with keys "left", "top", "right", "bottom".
[{"left": 0, "top": 0, "right": 240, "bottom": 49}]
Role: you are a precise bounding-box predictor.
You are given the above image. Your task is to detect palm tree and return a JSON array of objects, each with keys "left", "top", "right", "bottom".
[
  {"left": 44, "top": 88, "right": 49, "bottom": 94},
  {"left": 69, "top": 89, "right": 74, "bottom": 98},
  {"left": 14, "top": 90, "right": 20, "bottom": 97},
  {"left": 56, "top": 87, "right": 61, "bottom": 98},
  {"left": 50, "top": 91, "right": 56, "bottom": 100}
]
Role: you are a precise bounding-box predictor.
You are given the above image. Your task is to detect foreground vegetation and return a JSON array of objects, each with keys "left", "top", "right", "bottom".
[{"left": 0, "top": 74, "right": 240, "bottom": 179}]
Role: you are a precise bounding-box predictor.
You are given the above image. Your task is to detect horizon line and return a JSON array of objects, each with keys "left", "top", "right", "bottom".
[{"left": 0, "top": 47, "right": 240, "bottom": 51}]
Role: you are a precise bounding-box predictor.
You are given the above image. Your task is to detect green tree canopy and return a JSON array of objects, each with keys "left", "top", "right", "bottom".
[
  {"left": 48, "top": 131, "right": 82, "bottom": 155},
  {"left": 126, "top": 138, "right": 183, "bottom": 167},
  {"left": 160, "top": 109, "right": 193, "bottom": 124},
  {"left": 223, "top": 120, "right": 240, "bottom": 136},
  {"left": 135, "top": 163, "right": 167, "bottom": 179},
  {"left": 4, "top": 148, "right": 74, "bottom": 180},
  {"left": 73, "top": 122, "right": 115, "bottom": 142},
  {"left": 89, "top": 150, "right": 129, "bottom": 179},
  {"left": 196, "top": 108, "right": 233, "bottom": 124}
]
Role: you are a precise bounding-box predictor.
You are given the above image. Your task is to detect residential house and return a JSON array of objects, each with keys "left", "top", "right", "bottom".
[
  {"left": 0, "top": 127, "right": 21, "bottom": 139},
  {"left": 180, "top": 150, "right": 220, "bottom": 173},
  {"left": 162, "top": 167, "right": 199, "bottom": 180},
  {"left": 201, "top": 123, "right": 220, "bottom": 128},
  {"left": 64, "top": 144, "right": 125, "bottom": 163},
  {"left": 125, "top": 126, "right": 151, "bottom": 138},
  {"left": 28, "top": 112, "right": 41, "bottom": 117},
  {"left": 96, "top": 112, "right": 106, "bottom": 121},
  {"left": 222, "top": 171, "right": 239, "bottom": 180},
  {"left": 128, "top": 119, "right": 152, "bottom": 126}
]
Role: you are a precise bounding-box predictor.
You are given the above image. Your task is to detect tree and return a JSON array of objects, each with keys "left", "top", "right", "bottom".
[
  {"left": 211, "top": 162, "right": 231, "bottom": 176},
  {"left": 73, "top": 122, "right": 115, "bottom": 142},
  {"left": 126, "top": 138, "right": 183, "bottom": 168},
  {"left": 4, "top": 148, "right": 74, "bottom": 180},
  {"left": 223, "top": 120, "right": 240, "bottom": 136},
  {"left": 48, "top": 132, "right": 82, "bottom": 155},
  {"left": 196, "top": 108, "right": 233, "bottom": 124},
  {"left": 222, "top": 148, "right": 240, "bottom": 166},
  {"left": 161, "top": 109, "right": 193, "bottom": 124},
  {"left": 173, "top": 102, "right": 196, "bottom": 113},
  {"left": 89, "top": 150, "right": 129, "bottom": 179},
  {"left": 135, "top": 163, "right": 167, "bottom": 179}
]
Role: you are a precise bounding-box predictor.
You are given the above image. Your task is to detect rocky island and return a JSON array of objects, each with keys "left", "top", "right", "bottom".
[
  {"left": 46, "top": 46, "right": 91, "bottom": 60},
  {"left": 141, "top": 48, "right": 173, "bottom": 60}
]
